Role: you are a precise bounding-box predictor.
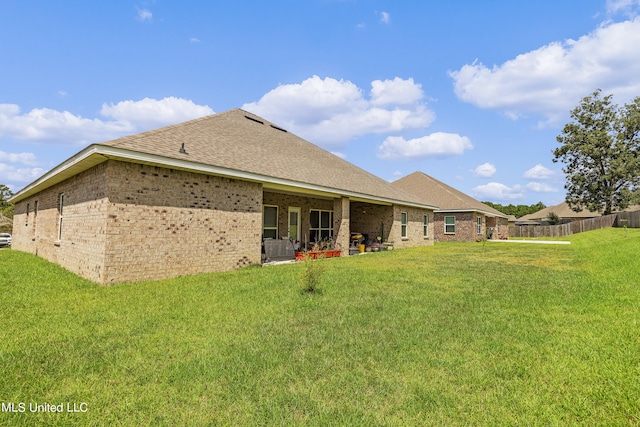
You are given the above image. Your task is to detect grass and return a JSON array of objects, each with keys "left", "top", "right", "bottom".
[{"left": 1, "top": 228, "right": 639, "bottom": 425}]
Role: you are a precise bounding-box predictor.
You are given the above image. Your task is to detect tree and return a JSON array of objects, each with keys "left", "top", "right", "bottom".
[
  {"left": 0, "top": 184, "right": 12, "bottom": 209},
  {"left": 0, "top": 184, "right": 13, "bottom": 233},
  {"left": 553, "top": 89, "right": 640, "bottom": 215},
  {"left": 481, "top": 201, "right": 546, "bottom": 218},
  {"left": 547, "top": 212, "right": 560, "bottom": 225}
]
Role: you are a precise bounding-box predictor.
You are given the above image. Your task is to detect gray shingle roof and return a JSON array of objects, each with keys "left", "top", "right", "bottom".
[
  {"left": 391, "top": 171, "right": 507, "bottom": 217},
  {"left": 99, "top": 108, "right": 431, "bottom": 207}
]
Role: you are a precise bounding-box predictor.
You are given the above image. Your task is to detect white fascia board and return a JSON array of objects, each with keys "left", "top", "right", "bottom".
[
  {"left": 10, "top": 144, "right": 437, "bottom": 211},
  {"left": 8, "top": 145, "right": 107, "bottom": 203},
  {"left": 435, "top": 208, "right": 508, "bottom": 219}
]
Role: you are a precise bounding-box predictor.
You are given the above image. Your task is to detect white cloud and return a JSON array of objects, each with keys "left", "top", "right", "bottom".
[
  {"left": 0, "top": 150, "right": 39, "bottom": 166},
  {"left": 0, "top": 98, "right": 214, "bottom": 146},
  {"left": 523, "top": 164, "right": 556, "bottom": 179},
  {"left": 472, "top": 162, "right": 496, "bottom": 178},
  {"left": 330, "top": 151, "right": 346, "bottom": 159},
  {"left": 526, "top": 182, "right": 559, "bottom": 193},
  {"left": 243, "top": 75, "right": 434, "bottom": 146},
  {"left": 370, "top": 77, "right": 424, "bottom": 106},
  {"left": 190, "top": 37, "right": 201, "bottom": 43},
  {"left": 101, "top": 97, "right": 214, "bottom": 129},
  {"left": 380, "top": 11, "right": 390, "bottom": 24},
  {"left": 137, "top": 8, "right": 152, "bottom": 22},
  {"left": 450, "top": 18, "right": 640, "bottom": 124},
  {"left": 472, "top": 182, "right": 525, "bottom": 201},
  {"left": 607, "top": 0, "right": 640, "bottom": 17},
  {"left": 377, "top": 133, "right": 473, "bottom": 160},
  {"left": 0, "top": 163, "right": 45, "bottom": 183}
]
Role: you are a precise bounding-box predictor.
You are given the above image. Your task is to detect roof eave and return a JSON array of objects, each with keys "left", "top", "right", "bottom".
[
  {"left": 9, "top": 145, "right": 108, "bottom": 204},
  {"left": 435, "top": 208, "right": 508, "bottom": 219},
  {"left": 9, "top": 145, "right": 438, "bottom": 210}
]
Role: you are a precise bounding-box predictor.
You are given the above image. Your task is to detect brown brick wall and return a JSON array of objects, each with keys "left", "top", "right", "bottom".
[
  {"left": 350, "top": 202, "right": 394, "bottom": 243},
  {"left": 103, "top": 161, "right": 263, "bottom": 284},
  {"left": 12, "top": 160, "right": 264, "bottom": 284},
  {"left": 263, "top": 191, "right": 333, "bottom": 246},
  {"left": 12, "top": 162, "right": 110, "bottom": 282},
  {"left": 435, "top": 212, "right": 479, "bottom": 242},
  {"left": 333, "top": 197, "right": 350, "bottom": 254},
  {"left": 12, "top": 160, "right": 439, "bottom": 284},
  {"left": 433, "top": 212, "right": 508, "bottom": 242},
  {"left": 391, "top": 205, "right": 435, "bottom": 249},
  {"left": 348, "top": 202, "right": 434, "bottom": 248}
]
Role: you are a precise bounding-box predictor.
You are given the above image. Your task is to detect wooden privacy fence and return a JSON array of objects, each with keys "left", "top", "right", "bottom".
[
  {"left": 614, "top": 210, "right": 640, "bottom": 228},
  {"left": 509, "top": 214, "right": 618, "bottom": 238}
]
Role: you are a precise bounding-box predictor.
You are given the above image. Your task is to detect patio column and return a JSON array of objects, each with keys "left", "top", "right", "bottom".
[{"left": 333, "top": 197, "right": 350, "bottom": 256}]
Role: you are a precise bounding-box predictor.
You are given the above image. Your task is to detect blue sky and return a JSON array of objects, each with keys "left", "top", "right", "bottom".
[{"left": 2, "top": 0, "right": 640, "bottom": 206}]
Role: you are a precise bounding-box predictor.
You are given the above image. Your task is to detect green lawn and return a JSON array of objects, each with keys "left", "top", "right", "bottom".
[{"left": 1, "top": 229, "right": 639, "bottom": 426}]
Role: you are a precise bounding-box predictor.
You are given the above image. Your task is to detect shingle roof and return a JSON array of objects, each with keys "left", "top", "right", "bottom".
[
  {"left": 97, "top": 108, "right": 430, "bottom": 207},
  {"left": 518, "top": 202, "right": 640, "bottom": 221},
  {"left": 391, "top": 171, "right": 507, "bottom": 217}
]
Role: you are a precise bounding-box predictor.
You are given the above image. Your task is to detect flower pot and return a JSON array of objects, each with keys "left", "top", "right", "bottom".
[{"left": 295, "top": 250, "right": 341, "bottom": 260}]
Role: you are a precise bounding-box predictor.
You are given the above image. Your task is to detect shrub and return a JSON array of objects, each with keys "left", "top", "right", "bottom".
[{"left": 299, "top": 252, "right": 325, "bottom": 294}]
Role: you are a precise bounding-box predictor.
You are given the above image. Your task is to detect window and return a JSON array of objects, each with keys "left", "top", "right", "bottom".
[
  {"left": 401, "top": 212, "right": 408, "bottom": 238},
  {"left": 25, "top": 203, "right": 30, "bottom": 225},
  {"left": 33, "top": 201, "right": 38, "bottom": 238},
  {"left": 263, "top": 205, "right": 278, "bottom": 239},
  {"left": 423, "top": 214, "right": 429, "bottom": 237},
  {"left": 444, "top": 216, "right": 456, "bottom": 234},
  {"left": 310, "top": 209, "right": 333, "bottom": 242},
  {"left": 57, "top": 193, "right": 64, "bottom": 241},
  {"left": 477, "top": 216, "right": 482, "bottom": 235}
]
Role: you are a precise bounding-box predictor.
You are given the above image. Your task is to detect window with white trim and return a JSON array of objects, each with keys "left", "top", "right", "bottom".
[
  {"left": 477, "top": 216, "right": 482, "bottom": 235},
  {"left": 33, "top": 200, "right": 38, "bottom": 239},
  {"left": 423, "top": 214, "right": 429, "bottom": 237},
  {"left": 262, "top": 205, "right": 278, "bottom": 239},
  {"left": 401, "top": 212, "right": 408, "bottom": 238},
  {"left": 57, "top": 193, "right": 64, "bottom": 241},
  {"left": 310, "top": 209, "right": 333, "bottom": 242},
  {"left": 444, "top": 216, "right": 456, "bottom": 234}
]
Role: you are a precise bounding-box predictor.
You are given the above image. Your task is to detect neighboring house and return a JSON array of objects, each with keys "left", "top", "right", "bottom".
[
  {"left": 9, "top": 109, "right": 437, "bottom": 284},
  {"left": 517, "top": 201, "right": 640, "bottom": 225},
  {"left": 392, "top": 171, "right": 509, "bottom": 242},
  {"left": 517, "top": 202, "right": 599, "bottom": 224}
]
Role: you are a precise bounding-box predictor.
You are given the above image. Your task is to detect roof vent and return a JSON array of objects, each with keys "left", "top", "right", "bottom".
[
  {"left": 244, "top": 115, "right": 264, "bottom": 125},
  {"left": 270, "top": 124, "right": 287, "bottom": 133},
  {"left": 179, "top": 143, "right": 188, "bottom": 154}
]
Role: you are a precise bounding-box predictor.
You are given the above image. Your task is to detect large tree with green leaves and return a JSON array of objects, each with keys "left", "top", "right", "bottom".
[
  {"left": 553, "top": 89, "right": 640, "bottom": 215},
  {"left": 482, "top": 201, "right": 546, "bottom": 218},
  {"left": 0, "top": 184, "right": 13, "bottom": 232}
]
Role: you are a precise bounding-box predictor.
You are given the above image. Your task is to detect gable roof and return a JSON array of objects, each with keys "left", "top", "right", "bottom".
[
  {"left": 517, "top": 202, "right": 594, "bottom": 221},
  {"left": 392, "top": 171, "right": 508, "bottom": 218},
  {"left": 10, "top": 109, "right": 436, "bottom": 209}
]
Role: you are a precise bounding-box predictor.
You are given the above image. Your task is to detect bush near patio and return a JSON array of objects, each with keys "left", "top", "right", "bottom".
[{"left": 1, "top": 228, "right": 639, "bottom": 425}]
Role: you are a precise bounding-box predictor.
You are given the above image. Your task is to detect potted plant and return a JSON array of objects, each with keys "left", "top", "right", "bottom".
[{"left": 295, "top": 237, "right": 342, "bottom": 260}]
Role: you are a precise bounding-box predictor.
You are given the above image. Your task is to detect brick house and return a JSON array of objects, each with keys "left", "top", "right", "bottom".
[
  {"left": 9, "top": 109, "right": 437, "bottom": 284},
  {"left": 392, "top": 171, "right": 509, "bottom": 242}
]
